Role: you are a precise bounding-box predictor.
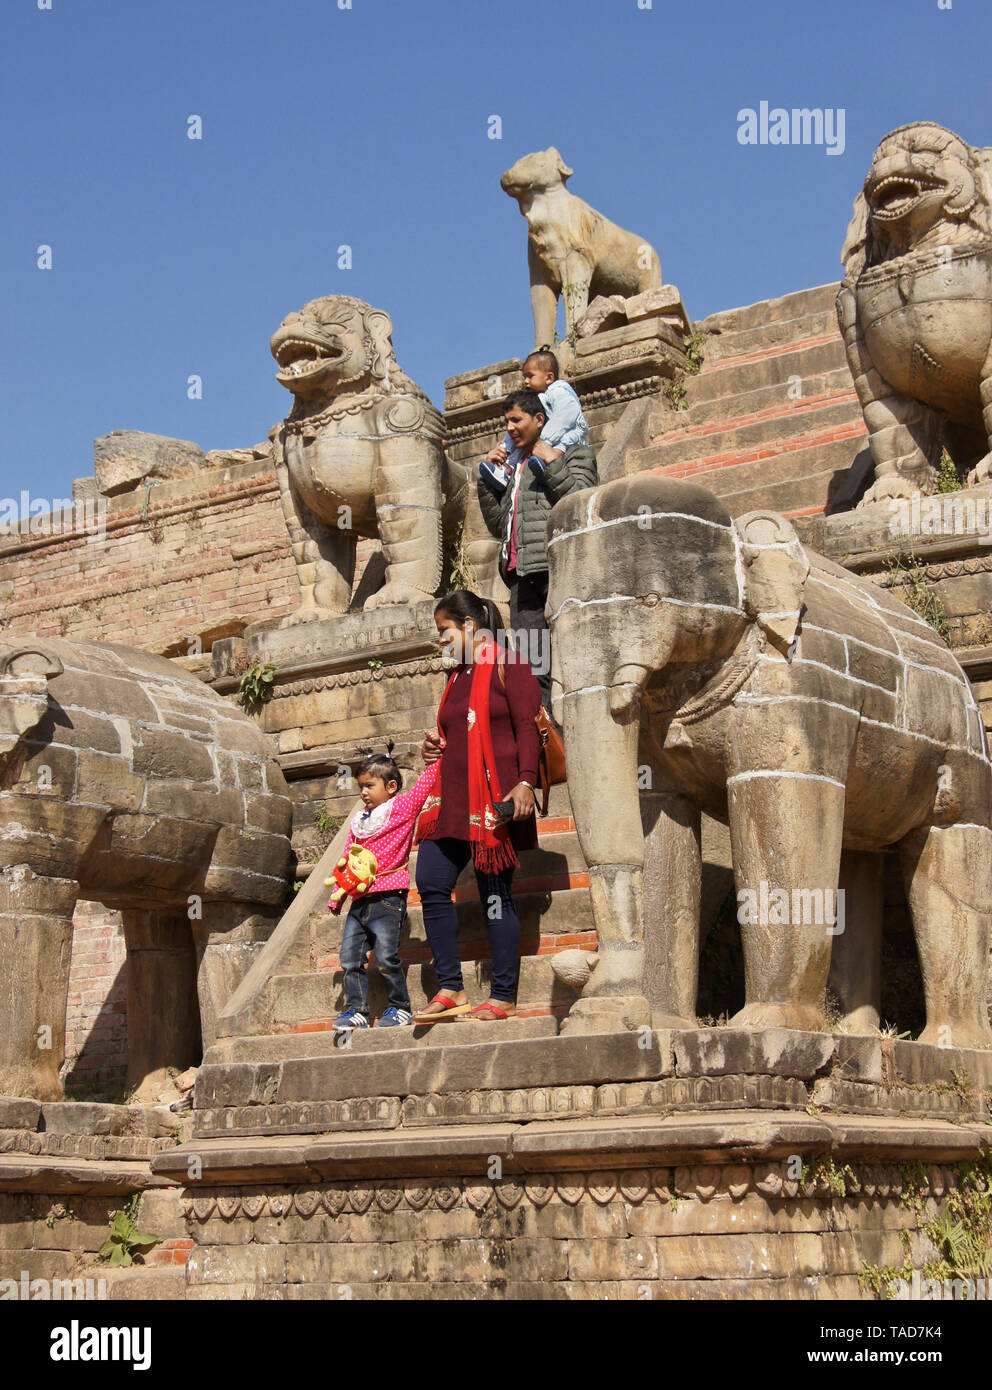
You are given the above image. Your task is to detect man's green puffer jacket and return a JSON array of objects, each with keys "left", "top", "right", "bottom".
[{"left": 476, "top": 443, "right": 599, "bottom": 579}]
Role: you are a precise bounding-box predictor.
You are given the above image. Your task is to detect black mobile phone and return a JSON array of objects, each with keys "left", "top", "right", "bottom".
[{"left": 493, "top": 799, "right": 515, "bottom": 823}]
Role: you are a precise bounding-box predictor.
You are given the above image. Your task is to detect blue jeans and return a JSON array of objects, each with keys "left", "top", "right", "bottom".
[
  {"left": 339, "top": 890, "right": 410, "bottom": 1015},
  {"left": 415, "top": 837, "right": 520, "bottom": 1003}
]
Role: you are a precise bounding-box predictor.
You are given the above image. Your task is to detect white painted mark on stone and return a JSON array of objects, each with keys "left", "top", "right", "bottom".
[
  {"left": 547, "top": 510, "right": 733, "bottom": 549},
  {"left": 727, "top": 770, "right": 847, "bottom": 790},
  {"left": 549, "top": 593, "right": 745, "bottom": 625}
]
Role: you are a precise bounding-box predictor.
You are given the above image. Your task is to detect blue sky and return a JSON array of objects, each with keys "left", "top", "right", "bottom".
[{"left": 1, "top": 0, "right": 989, "bottom": 502}]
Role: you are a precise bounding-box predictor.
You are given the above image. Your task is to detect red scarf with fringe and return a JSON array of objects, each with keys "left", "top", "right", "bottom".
[{"left": 416, "top": 641, "right": 518, "bottom": 873}]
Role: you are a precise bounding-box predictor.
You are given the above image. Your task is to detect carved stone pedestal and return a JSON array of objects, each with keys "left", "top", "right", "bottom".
[{"left": 210, "top": 604, "right": 448, "bottom": 826}]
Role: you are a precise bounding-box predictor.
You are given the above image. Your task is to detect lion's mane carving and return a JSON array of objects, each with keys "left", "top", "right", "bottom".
[
  {"left": 270, "top": 294, "right": 496, "bottom": 620},
  {"left": 836, "top": 122, "right": 992, "bottom": 504}
]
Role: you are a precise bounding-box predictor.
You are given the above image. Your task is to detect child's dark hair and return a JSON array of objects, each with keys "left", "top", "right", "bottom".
[
  {"left": 503, "top": 389, "right": 547, "bottom": 420},
  {"left": 356, "top": 752, "right": 403, "bottom": 791},
  {"left": 524, "top": 344, "right": 560, "bottom": 379},
  {"left": 434, "top": 590, "right": 505, "bottom": 643}
]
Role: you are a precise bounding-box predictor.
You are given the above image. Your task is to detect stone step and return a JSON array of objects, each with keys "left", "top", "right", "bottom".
[
  {"left": 685, "top": 339, "right": 848, "bottom": 407},
  {"left": 205, "top": 1014, "right": 559, "bottom": 1065},
  {"left": 407, "top": 825, "right": 587, "bottom": 884},
  {"left": 684, "top": 368, "right": 857, "bottom": 430},
  {"left": 266, "top": 951, "right": 578, "bottom": 1027},
  {"left": 311, "top": 883, "right": 596, "bottom": 962},
  {"left": 404, "top": 955, "right": 571, "bottom": 1012},
  {"left": 639, "top": 398, "right": 860, "bottom": 472},
  {"left": 677, "top": 435, "right": 869, "bottom": 517},
  {"left": 696, "top": 282, "right": 840, "bottom": 337},
  {"left": 700, "top": 308, "right": 841, "bottom": 366},
  {"left": 193, "top": 1028, "right": 667, "bottom": 1109}
]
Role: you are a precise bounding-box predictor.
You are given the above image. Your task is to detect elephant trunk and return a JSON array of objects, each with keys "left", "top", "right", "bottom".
[{"left": 559, "top": 682, "right": 651, "bottom": 1033}]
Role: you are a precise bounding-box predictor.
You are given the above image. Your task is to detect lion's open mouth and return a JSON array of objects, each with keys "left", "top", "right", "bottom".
[
  {"left": 274, "top": 337, "right": 342, "bottom": 379},
  {"left": 870, "top": 175, "right": 940, "bottom": 219}
]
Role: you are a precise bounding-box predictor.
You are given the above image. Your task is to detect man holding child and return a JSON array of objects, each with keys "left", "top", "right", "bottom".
[{"left": 477, "top": 348, "right": 598, "bottom": 708}]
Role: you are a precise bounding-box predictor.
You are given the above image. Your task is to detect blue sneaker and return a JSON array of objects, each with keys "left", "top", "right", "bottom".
[
  {"left": 479, "top": 459, "right": 511, "bottom": 494},
  {"left": 376, "top": 1006, "right": 413, "bottom": 1028},
  {"left": 332, "top": 1009, "right": 370, "bottom": 1030},
  {"left": 527, "top": 454, "right": 547, "bottom": 480}
]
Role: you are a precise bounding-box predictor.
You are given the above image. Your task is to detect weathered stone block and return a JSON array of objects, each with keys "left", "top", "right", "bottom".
[
  {"left": 72, "top": 750, "right": 147, "bottom": 812},
  {"left": 41, "top": 1103, "right": 130, "bottom": 1136},
  {"left": 566, "top": 1235, "right": 658, "bottom": 1282},
  {"left": 0, "top": 1100, "right": 41, "bottom": 1132},
  {"left": 575, "top": 295, "right": 628, "bottom": 338},
  {"left": 142, "top": 781, "right": 245, "bottom": 826},
  {"left": 93, "top": 431, "right": 207, "bottom": 495},
  {"left": 187, "top": 1243, "right": 286, "bottom": 1286},
  {"left": 673, "top": 1029, "right": 835, "bottom": 1079},
  {"left": 132, "top": 728, "right": 216, "bottom": 783},
  {"left": 624, "top": 285, "right": 691, "bottom": 331}
]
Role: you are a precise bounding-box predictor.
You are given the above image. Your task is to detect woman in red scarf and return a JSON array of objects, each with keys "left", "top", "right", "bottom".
[{"left": 413, "top": 590, "right": 541, "bottom": 1022}]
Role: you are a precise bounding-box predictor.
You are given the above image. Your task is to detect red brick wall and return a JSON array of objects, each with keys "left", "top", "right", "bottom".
[
  {"left": 63, "top": 901, "right": 128, "bottom": 1097},
  {"left": 0, "top": 461, "right": 298, "bottom": 649}
]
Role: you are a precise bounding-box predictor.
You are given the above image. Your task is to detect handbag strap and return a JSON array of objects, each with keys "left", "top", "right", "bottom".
[{"left": 496, "top": 647, "right": 551, "bottom": 817}]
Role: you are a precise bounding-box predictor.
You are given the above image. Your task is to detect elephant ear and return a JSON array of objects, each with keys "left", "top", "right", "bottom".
[
  {"left": 0, "top": 643, "right": 63, "bottom": 755},
  {"left": 735, "top": 512, "right": 810, "bottom": 656}
]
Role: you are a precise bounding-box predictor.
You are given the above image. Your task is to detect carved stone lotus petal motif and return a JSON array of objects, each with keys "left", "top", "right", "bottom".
[
  {"left": 322, "top": 1188, "right": 348, "bottom": 1215},
  {"left": 191, "top": 1195, "right": 215, "bottom": 1222},
  {"left": 292, "top": 1190, "right": 320, "bottom": 1219},
  {"left": 754, "top": 1163, "right": 783, "bottom": 1197},
  {"left": 494, "top": 1180, "right": 524, "bottom": 1209},
  {"left": 587, "top": 1173, "right": 618, "bottom": 1205},
  {"left": 217, "top": 1195, "right": 240, "bottom": 1220},
  {"left": 724, "top": 1165, "right": 751, "bottom": 1201},
  {"left": 242, "top": 1193, "right": 266, "bottom": 1220},
  {"left": 404, "top": 1185, "right": 432, "bottom": 1211},
  {"left": 524, "top": 1176, "right": 555, "bottom": 1208},
  {"left": 650, "top": 1170, "right": 672, "bottom": 1203},
  {"left": 618, "top": 1171, "right": 650, "bottom": 1204},
  {"left": 268, "top": 1193, "right": 291, "bottom": 1217},
  {"left": 433, "top": 1184, "right": 460, "bottom": 1211},
  {"left": 349, "top": 1185, "right": 374, "bottom": 1214},
  {"left": 464, "top": 1183, "right": 493, "bottom": 1212},
  {"left": 376, "top": 1185, "right": 402, "bottom": 1212},
  {"left": 556, "top": 1175, "right": 585, "bottom": 1206}
]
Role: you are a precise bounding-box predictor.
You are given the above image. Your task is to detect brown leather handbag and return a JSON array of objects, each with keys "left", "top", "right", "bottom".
[{"left": 535, "top": 704, "right": 566, "bottom": 817}]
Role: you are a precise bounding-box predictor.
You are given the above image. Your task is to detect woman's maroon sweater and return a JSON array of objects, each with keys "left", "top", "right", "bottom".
[{"left": 425, "top": 655, "right": 542, "bottom": 853}]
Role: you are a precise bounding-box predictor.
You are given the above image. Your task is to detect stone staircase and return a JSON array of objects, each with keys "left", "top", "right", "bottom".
[
  {"left": 217, "top": 780, "right": 735, "bottom": 1040},
  {"left": 258, "top": 783, "right": 593, "bottom": 1032},
  {"left": 627, "top": 282, "right": 869, "bottom": 517}
]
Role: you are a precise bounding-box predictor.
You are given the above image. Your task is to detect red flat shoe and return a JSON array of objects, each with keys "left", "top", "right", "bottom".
[{"left": 460, "top": 1002, "right": 513, "bottom": 1021}]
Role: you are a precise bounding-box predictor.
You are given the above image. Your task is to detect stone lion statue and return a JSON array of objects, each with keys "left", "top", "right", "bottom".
[
  {"left": 270, "top": 294, "right": 497, "bottom": 619},
  {"left": 837, "top": 122, "right": 992, "bottom": 505}
]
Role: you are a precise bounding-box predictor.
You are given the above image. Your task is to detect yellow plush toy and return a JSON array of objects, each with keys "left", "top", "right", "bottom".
[{"left": 324, "top": 844, "right": 378, "bottom": 915}]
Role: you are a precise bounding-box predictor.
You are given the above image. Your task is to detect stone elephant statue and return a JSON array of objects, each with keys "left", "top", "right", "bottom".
[
  {"left": 546, "top": 475, "right": 992, "bottom": 1049},
  {"left": 0, "top": 638, "right": 294, "bottom": 1100}
]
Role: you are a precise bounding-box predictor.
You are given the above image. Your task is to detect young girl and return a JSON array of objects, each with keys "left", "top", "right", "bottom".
[
  {"left": 331, "top": 752, "right": 439, "bottom": 1029},
  {"left": 479, "top": 345, "right": 588, "bottom": 494}
]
